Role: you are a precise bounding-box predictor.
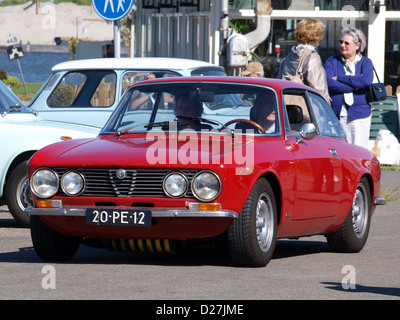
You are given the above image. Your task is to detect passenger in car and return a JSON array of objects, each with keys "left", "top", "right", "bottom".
[{"left": 251, "top": 92, "right": 276, "bottom": 133}]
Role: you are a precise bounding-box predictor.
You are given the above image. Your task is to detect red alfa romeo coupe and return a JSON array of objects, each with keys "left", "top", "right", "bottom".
[{"left": 26, "top": 77, "right": 385, "bottom": 267}]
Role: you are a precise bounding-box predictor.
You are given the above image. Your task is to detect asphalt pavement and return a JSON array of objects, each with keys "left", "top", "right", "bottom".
[
  {"left": 380, "top": 170, "right": 400, "bottom": 196},
  {"left": 0, "top": 172, "right": 399, "bottom": 301}
]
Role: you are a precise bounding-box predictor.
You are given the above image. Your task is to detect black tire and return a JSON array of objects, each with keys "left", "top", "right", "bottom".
[
  {"left": 4, "top": 161, "right": 32, "bottom": 227},
  {"left": 31, "top": 215, "right": 81, "bottom": 261},
  {"left": 227, "top": 178, "right": 277, "bottom": 267},
  {"left": 326, "top": 177, "right": 371, "bottom": 253}
]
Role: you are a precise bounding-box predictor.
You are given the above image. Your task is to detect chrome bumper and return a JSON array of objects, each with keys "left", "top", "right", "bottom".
[
  {"left": 25, "top": 207, "right": 238, "bottom": 219},
  {"left": 374, "top": 197, "right": 387, "bottom": 205}
]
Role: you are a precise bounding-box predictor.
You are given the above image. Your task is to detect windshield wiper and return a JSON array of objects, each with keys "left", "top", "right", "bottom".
[
  {"left": 176, "top": 116, "right": 233, "bottom": 137},
  {"left": 176, "top": 115, "right": 222, "bottom": 127},
  {"left": 117, "top": 117, "right": 234, "bottom": 137},
  {"left": 2, "top": 105, "right": 23, "bottom": 116},
  {"left": 117, "top": 120, "right": 171, "bottom": 136}
]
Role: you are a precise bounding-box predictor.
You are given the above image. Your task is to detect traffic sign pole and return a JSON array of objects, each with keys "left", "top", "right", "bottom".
[
  {"left": 5, "top": 34, "right": 27, "bottom": 94},
  {"left": 114, "top": 20, "right": 120, "bottom": 58},
  {"left": 16, "top": 59, "right": 27, "bottom": 95}
]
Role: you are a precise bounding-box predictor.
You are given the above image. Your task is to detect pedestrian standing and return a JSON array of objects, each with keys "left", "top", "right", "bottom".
[
  {"left": 324, "top": 28, "right": 374, "bottom": 149},
  {"left": 278, "top": 18, "right": 330, "bottom": 103}
]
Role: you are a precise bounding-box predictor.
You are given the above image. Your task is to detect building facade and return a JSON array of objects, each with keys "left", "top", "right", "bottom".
[{"left": 134, "top": 0, "right": 400, "bottom": 92}]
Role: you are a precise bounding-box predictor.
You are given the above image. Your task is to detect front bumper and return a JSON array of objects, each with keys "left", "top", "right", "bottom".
[
  {"left": 25, "top": 206, "right": 238, "bottom": 219},
  {"left": 26, "top": 205, "right": 238, "bottom": 239}
]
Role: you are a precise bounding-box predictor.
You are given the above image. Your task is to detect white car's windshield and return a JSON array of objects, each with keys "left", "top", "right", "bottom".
[
  {"left": 0, "top": 80, "right": 30, "bottom": 114},
  {"left": 102, "top": 82, "right": 279, "bottom": 135}
]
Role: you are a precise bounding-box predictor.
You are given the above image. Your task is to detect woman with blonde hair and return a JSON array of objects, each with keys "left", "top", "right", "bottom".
[{"left": 278, "top": 18, "right": 330, "bottom": 103}]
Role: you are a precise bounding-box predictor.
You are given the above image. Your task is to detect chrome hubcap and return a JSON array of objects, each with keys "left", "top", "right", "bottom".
[
  {"left": 256, "top": 192, "right": 274, "bottom": 252},
  {"left": 352, "top": 184, "right": 368, "bottom": 238},
  {"left": 16, "top": 176, "right": 33, "bottom": 215}
]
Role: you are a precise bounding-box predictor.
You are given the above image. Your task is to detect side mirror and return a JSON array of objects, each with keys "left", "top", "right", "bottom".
[{"left": 298, "top": 123, "right": 317, "bottom": 143}]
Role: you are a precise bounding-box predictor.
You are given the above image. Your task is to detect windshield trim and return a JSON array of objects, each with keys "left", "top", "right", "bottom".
[{"left": 101, "top": 80, "right": 281, "bottom": 136}]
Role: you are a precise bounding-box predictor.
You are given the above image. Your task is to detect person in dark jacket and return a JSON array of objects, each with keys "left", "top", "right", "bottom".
[{"left": 324, "top": 28, "right": 374, "bottom": 149}]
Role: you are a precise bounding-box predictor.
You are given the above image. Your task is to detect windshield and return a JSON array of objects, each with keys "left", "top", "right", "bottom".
[
  {"left": 0, "top": 80, "right": 30, "bottom": 114},
  {"left": 102, "top": 82, "right": 279, "bottom": 135}
]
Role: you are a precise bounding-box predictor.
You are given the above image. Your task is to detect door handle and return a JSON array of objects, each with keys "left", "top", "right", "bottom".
[{"left": 329, "top": 148, "right": 338, "bottom": 157}]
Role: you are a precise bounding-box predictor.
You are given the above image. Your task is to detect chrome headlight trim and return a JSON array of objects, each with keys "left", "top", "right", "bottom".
[
  {"left": 191, "top": 171, "right": 221, "bottom": 201},
  {"left": 30, "top": 168, "right": 59, "bottom": 199},
  {"left": 61, "top": 171, "right": 86, "bottom": 196},
  {"left": 163, "top": 172, "right": 189, "bottom": 198}
]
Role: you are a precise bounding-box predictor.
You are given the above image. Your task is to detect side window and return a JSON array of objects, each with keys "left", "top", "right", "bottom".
[
  {"left": 47, "top": 71, "right": 117, "bottom": 108},
  {"left": 191, "top": 68, "right": 225, "bottom": 76},
  {"left": 47, "top": 72, "right": 86, "bottom": 107},
  {"left": 283, "top": 93, "right": 311, "bottom": 132},
  {"left": 122, "top": 72, "right": 180, "bottom": 92},
  {"left": 90, "top": 73, "right": 116, "bottom": 107},
  {"left": 308, "top": 93, "right": 346, "bottom": 138}
]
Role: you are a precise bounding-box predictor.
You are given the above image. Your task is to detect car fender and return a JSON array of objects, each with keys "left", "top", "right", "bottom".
[{"left": 0, "top": 123, "right": 98, "bottom": 197}]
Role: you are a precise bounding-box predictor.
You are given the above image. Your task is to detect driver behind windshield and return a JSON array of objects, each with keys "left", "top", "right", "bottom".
[{"left": 174, "top": 92, "right": 211, "bottom": 130}]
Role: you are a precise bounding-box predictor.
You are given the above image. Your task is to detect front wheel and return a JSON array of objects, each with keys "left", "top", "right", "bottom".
[
  {"left": 31, "top": 215, "right": 81, "bottom": 261},
  {"left": 227, "top": 178, "right": 277, "bottom": 267},
  {"left": 326, "top": 177, "right": 371, "bottom": 253},
  {"left": 4, "top": 161, "right": 32, "bottom": 227}
]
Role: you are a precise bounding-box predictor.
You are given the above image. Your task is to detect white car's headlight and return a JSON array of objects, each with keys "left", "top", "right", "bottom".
[
  {"left": 30, "top": 168, "right": 59, "bottom": 198},
  {"left": 191, "top": 171, "right": 221, "bottom": 201},
  {"left": 61, "top": 171, "right": 85, "bottom": 196},
  {"left": 163, "top": 172, "right": 188, "bottom": 198}
]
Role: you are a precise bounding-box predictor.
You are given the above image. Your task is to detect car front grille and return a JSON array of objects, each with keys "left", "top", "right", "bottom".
[{"left": 53, "top": 168, "right": 197, "bottom": 198}]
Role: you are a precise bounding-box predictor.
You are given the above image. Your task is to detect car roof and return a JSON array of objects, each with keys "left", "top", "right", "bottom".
[
  {"left": 52, "top": 57, "right": 224, "bottom": 72},
  {"left": 133, "top": 75, "right": 311, "bottom": 91}
]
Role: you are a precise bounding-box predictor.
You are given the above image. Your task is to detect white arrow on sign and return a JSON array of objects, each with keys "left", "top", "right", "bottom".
[
  {"left": 7, "top": 46, "right": 24, "bottom": 60},
  {"left": 10, "top": 47, "right": 24, "bottom": 58}
]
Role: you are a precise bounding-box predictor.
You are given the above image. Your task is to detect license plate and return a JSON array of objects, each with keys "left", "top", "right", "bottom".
[{"left": 86, "top": 209, "right": 152, "bottom": 226}]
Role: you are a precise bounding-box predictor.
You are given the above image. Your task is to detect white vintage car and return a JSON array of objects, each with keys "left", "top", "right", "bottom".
[
  {"left": 0, "top": 80, "right": 100, "bottom": 226},
  {"left": 28, "top": 57, "right": 225, "bottom": 128}
]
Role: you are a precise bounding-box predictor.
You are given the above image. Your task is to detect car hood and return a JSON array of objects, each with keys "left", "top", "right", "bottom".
[
  {"left": 33, "top": 133, "right": 254, "bottom": 169},
  {"left": 1, "top": 113, "right": 100, "bottom": 136}
]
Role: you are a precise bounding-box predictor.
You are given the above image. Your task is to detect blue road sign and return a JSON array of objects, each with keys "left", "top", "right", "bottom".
[{"left": 92, "top": 0, "right": 134, "bottom": 21}]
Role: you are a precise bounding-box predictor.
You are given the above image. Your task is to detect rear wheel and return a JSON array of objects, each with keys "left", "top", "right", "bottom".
[
  {"left": 227, "top": 178, "right": 277, "bottom": 267},
  {"left": 31, "top": 215, "right": 81, "bottom": 261},
  {"left": 326, "top": 177, "right": 371, "bottom": 253}
]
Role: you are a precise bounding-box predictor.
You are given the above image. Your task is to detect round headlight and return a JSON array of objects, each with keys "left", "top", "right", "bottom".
[
  {"left": 30, "top": 168, "right": 59, "bottom": 198},
  {"left": 163, "top": 173, "right": 188, "bottom": 198},
  {"left": 61, "top": 171, "right": 85, "bottom": 196},
  {"left": 191, "top": 171, "right": 221, "bottom": 201}
]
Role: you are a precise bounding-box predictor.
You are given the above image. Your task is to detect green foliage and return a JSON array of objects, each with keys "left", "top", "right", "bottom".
[
  {"left": 1, "top": 69, "right": 21, "bottom": 87},
  {"left": 229, "top": 19, "right": 255, "bottom": 34},
  {"left": 0, "top": 0, "right": 32, "bottom": 6},
  {"left": 3, "top": 76, "right": 21, "bottom": 88},
  {"left": 54, "top": 0, "right": 92, "bottom": 5},
  {"left": 0, "top": 69, "right": 7, "bottom": 80},
  {"left": 380, "top": 186, "right": 400, "bottom": 201}
]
